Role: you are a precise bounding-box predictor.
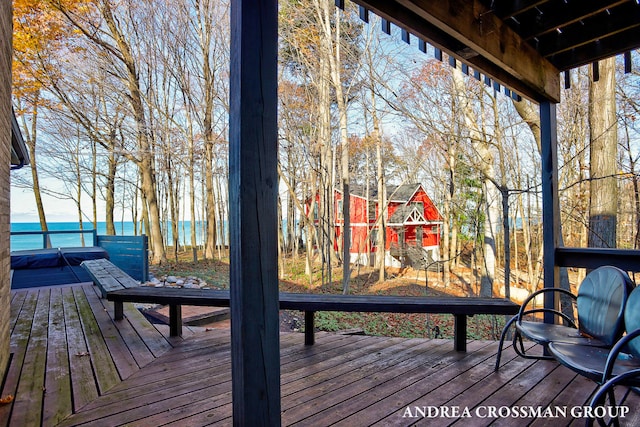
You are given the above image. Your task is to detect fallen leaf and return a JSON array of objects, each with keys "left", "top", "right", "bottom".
[
  {"left": 0, "top": 395, "right": 14, "bottom": 405},
  {"left": 75, "top": 352, "right": 90, "bottom": 357}
]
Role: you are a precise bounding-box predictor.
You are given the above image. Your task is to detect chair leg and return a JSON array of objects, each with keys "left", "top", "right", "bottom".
[
  {"left": 512, "top": 331, "right": 554, "bottom": 361},
  {"left": 495, "top": 315, "right": 518, "bottom": 371},
  {"left": 589, "top": 388, "right": 619, "bottom": 427},
  {"left": 513, "top": 331, "right": 525, "bottom": 357},
  {"left": 607, "top": 388, "right": 620, "bottom": 427},
  {"left": 586, "top": 371, "right": 640, "bottom": 427}
]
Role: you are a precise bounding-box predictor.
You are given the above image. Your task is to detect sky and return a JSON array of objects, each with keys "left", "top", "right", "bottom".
[{"left": 10, "top": 169, "right": 117, "bottom": 223}]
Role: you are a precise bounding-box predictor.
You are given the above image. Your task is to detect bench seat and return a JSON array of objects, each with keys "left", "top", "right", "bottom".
[
  {"left": 82, "top": 257, "right": 519, "bottom": 351},
  {"left": 107, "top": 286, "right": 519, "bottom": 351}
]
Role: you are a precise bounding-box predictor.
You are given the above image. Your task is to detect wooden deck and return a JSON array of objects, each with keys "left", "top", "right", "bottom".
[{"left": 2, "top": 284, "right": 640, "bottom": 426}]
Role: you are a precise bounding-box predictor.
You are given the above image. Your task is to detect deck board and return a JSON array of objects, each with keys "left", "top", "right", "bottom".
[
  {"left": 62, "top": 286, "right": 100, "bottom": 410},
  {"left": 42, "top": 287, "right": 73, "bottom": 426},
  {"left": 0, "top": 289, "right": 37, "bottom": 426},
  {"left": 308, "top": 340, "right": 499, "bottom": 426},
  {"left": 9, "top": 288, "right": 50, "bottom": 427},
  {"left": 1, "top": 284, "right": 175, "bottom": 426},
  {"left": 79, "top": 285, "right": 139, "bottom": 379},
  {"left": 3, "top": 284, "right": 639, "bottom": 426},
  {"left": 8, "top": 290, "right": 27, "bottom": 334},
  {"left": 72, "top": 286, "right": 120, "bottom": 394}
]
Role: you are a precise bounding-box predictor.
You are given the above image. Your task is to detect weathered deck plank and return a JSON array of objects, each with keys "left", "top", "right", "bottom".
[
  {"left": 0, "top": 289, "right": 37, "bottom": 426},
  {"left": 72, "top": 286, "right": 120, "bottom": 394},
  {"left": 8, "top": 289, "right": 27, "bottom": 334},
  {"left": 281, "top": 338, "right": 439, "bottom": 409},
  {"left": 119, "top": 299, "right": 172, "bottom": 358},
  {"left": 62, "top": 286, "right": 100, "bottom": 410},
  {"left": 4, "top": 284, "right": 639, "bottom": 426},
  {"left": 42, "top": 287, "right": 73, "bottom": 425},
  {"left": 60, "top": 333, "right": 315, "bottom": 425},
  {"left": 8, "top": 288, "right": 49, "bottom": 426},
  {"left": 80, "top": 284, "right": 139, "bottom": 379},
  {"left": 299, "top": 340, "right": 500, "bottom": 426}
]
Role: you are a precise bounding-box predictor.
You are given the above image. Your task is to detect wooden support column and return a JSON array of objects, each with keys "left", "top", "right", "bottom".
[
  {"left": 229, "top": 0, "right": 280, "bottom": 425},
  {"left": 540, "top": 102, "right": 560, "bottom": 325}
]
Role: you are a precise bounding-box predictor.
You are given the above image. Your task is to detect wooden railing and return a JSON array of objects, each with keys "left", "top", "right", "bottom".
[{"left": 556, "top": 247, "right": 640, "bottom": 272}]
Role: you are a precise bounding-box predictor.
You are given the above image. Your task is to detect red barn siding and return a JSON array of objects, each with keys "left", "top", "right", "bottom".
[{"left": 310, "top": 184, "right": 442, "bottom": 260}]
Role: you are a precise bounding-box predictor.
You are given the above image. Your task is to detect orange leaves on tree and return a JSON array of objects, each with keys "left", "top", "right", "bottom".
[{"left": 12, "top": 0, "right": 90, "bottom": 103}]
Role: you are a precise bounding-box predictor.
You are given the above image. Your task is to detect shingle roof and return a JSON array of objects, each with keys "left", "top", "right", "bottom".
[{"left": 348, "top": 183, "right": 422, "bottom": 202}]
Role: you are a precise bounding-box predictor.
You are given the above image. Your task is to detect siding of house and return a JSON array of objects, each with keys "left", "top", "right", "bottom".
[
  {"left": 0, "top": 0, "right": 11, "bottom": 376},
  {"left": 313, "top": 185, "right": 442, "bottom": 265}
]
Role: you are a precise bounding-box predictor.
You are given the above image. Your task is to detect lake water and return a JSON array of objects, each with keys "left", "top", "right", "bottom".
[{"left": 10, "top": 221, "right": 207, "bottom": 251}]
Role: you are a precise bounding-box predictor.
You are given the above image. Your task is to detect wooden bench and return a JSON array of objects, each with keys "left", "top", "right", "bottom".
[
  {"left": 104, "top": 288, "right": 518, "bottom": 351},
  {"left": 80, "top": 258, "right": 141, "bottom": 320},
  {"left": 82, "top": 259, "right": 519, "bottom": 351}
]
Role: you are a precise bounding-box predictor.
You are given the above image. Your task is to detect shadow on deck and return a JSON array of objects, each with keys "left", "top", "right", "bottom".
[{"left": 2, "top": 284, "right": 640, "bottom": 426}]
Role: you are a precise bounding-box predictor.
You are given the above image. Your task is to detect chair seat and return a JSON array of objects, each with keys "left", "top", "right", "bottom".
[
  {"left": 516, "top": 320, "right": 610, "bottom": 346},
  {"left": 548, "top": 342, "right": 640, "bottom": 383}
]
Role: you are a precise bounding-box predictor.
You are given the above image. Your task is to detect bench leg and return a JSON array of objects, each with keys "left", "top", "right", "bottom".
[
  {"left": 114, "top": 302, "right": 124, "bottom": 321},
  {"left": 454, "top": 314, "right": 467, "bottom": 352},
  {"left": 169, "top": 304, "right": 182, "bottom": 337},
  {"left": 305, "top": 311, "right": 315, "bottom": 345}
]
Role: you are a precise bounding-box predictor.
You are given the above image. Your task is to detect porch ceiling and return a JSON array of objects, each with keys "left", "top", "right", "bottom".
[{"left": 352, "top": 0, "right": 640, "bottom": 103}]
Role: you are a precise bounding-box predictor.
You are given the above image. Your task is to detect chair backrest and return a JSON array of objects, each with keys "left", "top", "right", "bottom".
[
  {"left": 576, "top": 266, "right": 635, "bottom": 346},
  {"left": 624, "top": 286, "right": 640, "bottom": 358}
]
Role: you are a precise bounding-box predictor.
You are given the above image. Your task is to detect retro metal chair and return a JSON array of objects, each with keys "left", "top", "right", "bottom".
[
  {"left": 495, "top": 266, "right": 634, "bottom": 371},
  {"left": 548, "top": 285, "right": 640, "bottom": 426}
]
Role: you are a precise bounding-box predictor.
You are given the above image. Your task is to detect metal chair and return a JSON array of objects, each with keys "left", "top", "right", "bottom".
[
  {"left": 495, "top": 266, "right": 634, "bottom": 371},
  {"left": 548, "top": 285, "right": 640, "bottom": 426}
]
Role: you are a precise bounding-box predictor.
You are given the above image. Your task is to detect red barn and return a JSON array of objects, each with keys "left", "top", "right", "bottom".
[{"left": 315, "top": 183, "right": 443, "bottom": 268}]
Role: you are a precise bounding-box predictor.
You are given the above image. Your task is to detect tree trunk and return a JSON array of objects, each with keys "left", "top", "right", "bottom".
[
  {"left": 105, "top": 151, "right": 117, "bottom": 235},
  {"left": 588, "top": 57, "right": 618, "bottom": 249},
  {"left": 324, "top": 8, "right": 351, "bottom": 294},
  {"left": 443, "top": 133, "right": 457, "bottom": 287},
  {"left": 451, "top": 68, "right": 496, "bottom": 297},
  {"left": 98, "top": 1, "right": 166, "bottom": 263},
  {"left": 20, "top": 96, "right": 49, "bottom": 238}
]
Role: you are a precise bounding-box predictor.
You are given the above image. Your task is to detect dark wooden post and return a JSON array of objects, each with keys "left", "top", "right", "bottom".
[
  {"left": 229, "top": 0, "right": 281, "bottom": 425},
  {"left": 540, "top": 102, "right": 560, "bottom": 326},
  {"left": 453, "top": 314, "right": 467, "bottom": 352}
]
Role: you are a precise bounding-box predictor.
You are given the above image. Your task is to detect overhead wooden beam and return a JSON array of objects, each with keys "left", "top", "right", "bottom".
[
  {"left": 404, "top": 0, "right": 560, "bottom": 102},
  {"left": 229, "top": 0, "right": 281, "bottom": 424},
  {"left": 504, "top": 0, "right": 630, "bottom": 40},
  {"left": 549, "top": 26, "right": 640, "bottom": 71},
  {"left": 536, "top": 4, "right": 640, "bottom": 58},
  {"left": 353, "top": 0, "right": 560, "bottom": 103},
  {"left": 493, "top": 0, "right": 548, "bottom": 20}
]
